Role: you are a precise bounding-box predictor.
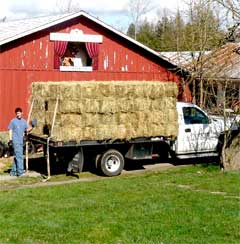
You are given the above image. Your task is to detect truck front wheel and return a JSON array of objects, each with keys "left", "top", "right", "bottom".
[{"left": 100, "top": 149, "right": 124, "bottom": 176}]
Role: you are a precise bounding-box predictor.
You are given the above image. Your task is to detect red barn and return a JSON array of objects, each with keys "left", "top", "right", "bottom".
[{"left": 0, "top": 11, "right": 190, "bottom": 131}]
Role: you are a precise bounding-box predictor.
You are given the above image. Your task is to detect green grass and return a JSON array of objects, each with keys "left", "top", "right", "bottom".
[{"left": 0, "top": 164, "right": 239, "bottom": 244}]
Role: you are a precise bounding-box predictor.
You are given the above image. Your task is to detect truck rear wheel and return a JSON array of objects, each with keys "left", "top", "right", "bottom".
[
  {"left": 0, "top": 142, "right": 4, "bottom": 157},
  {"left": 100, "top": 149, "right": 124, "bottom": 176}
]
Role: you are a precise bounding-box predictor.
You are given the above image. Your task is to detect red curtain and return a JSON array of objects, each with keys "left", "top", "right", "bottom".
[
  {"left": 54, "top": 41, "right": 68, "bottom": 69},
  {"left": 85, "top": 42, "right": 100, "bottom": 70}
]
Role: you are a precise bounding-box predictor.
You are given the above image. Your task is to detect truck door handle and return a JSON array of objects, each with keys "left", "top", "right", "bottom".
[{"left": 185, "top": 128, "right": 191, "bottom": 133}]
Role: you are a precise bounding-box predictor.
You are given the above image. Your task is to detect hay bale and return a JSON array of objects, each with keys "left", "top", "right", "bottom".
[{"left": 30, "top": 81, "right": 178, "bottom": 142}]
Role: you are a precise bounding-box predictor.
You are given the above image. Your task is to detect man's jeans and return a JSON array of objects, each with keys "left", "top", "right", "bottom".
[{"left": 10, "top": 143, "right": 24, "bottom": 176}]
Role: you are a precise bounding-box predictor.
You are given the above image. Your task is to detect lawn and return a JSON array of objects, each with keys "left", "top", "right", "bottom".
[{"left": 0, "top": 164, "right": 239, "bottom": 244}]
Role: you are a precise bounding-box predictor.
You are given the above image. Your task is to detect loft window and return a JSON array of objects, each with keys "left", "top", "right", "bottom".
[
  {"left": 61, "top": 42, "right": 91, "bottom": 68},
  {"left": 50, "top": 29, "right": 102, "bottom": 72}
]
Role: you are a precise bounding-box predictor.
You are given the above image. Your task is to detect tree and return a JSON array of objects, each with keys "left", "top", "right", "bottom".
[
  {"left": 211, "top": 0, "right": 240, "bottom": 171},
  {"left": 136, "top": 19, "right": 159, "bottom": 49},
  {"left": 127, "top": 0, "right": 154, "bottom": 40},
  {"left": 178, "top": 0, "right": 225, "bottom": 107},
  {"left": 155, "top": 14, "right": 176, "bottom": 51},
  {"left": 56, "top": 0, "right": 81, "bottom": 13},
  {"left": 126, "top": 23, "right": 136, "bottom": 39},
  {"left": 174, "top": 9, "right": 186, "bottom": 51},
  {"left": 214, "top": 0, "right": 240, "bottom": 19}
]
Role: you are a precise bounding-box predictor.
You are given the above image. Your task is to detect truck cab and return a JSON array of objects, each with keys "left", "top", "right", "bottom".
[{"left": 173, "top": 102, "right": 227, "bottom": 159}]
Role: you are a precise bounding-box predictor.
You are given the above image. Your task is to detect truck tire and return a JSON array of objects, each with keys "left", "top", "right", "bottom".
[
  {"left": 0, "top": 142, "right": 4, "bottom": 157},
  {"left": 100, "top": 149, "right": 124, "bottom": 176},
  {"left": 95, "top": 154, "right": 102, "bottom": 169},
  {"left": 23, "top": 142, "right": 36, "bottom": 155}
]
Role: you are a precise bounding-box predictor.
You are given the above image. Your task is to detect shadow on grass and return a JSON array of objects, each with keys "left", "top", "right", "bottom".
[
  {"left": 27, "top": 155, "right": 95, "bottom": 178},
  {"left": 124, "top": 157, "right": 171, "bottom": 172},
  {"left": 171, "top": 156, "right": 220, "bottom": 169},
  {"left": 3, "top": 153, "right": 221, "bottom": 178}
]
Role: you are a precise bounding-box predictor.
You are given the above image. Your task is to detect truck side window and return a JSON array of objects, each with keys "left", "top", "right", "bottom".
[{"left": 183, "top": 107, "right": 209, "bottom": 124}]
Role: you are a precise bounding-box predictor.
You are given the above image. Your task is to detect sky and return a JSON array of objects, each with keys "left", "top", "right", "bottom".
[{"left": 0, "top": 0, "right": 186, "bottom": 31}]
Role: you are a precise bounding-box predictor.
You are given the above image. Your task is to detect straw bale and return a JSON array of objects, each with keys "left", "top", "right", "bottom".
[
  {"left": 59, "top": 100, "right": 82, "bottom": 114},
  {"left": 135, "top": 112, "right": 149, "bottom": 124},
  {"left": 95, "top": 125, "right": 115, "bottom": 140},
  {"left": 165, "top": 83, "right": 179, "bottom": 97},
  {"left": 151, "top": 99, "right": 163, "bottom": 111},
  {"left": 114, "top": 83, "right": 130, "bottom": 98},
  {"left": 165, "top": 124, "right": 178, "bottom": 137},
  {"left": 135, "top": 124, "right": 150, "bottom": 138},
  {"left": 150, "top": 124, "right": 165, "bottom": 136},
  {"left": 59, "top": 84, "right": 81, "bottom": 100},
  {"left": 167, "top": 109, "right": 178, "bottom": 122},
  {"left": 148, "top": 112, "right": 164, "bottom": 126},
  {"left": 52, "top": 127, "right": 84, "bottom": 141},
  {"left": 116, "top": 99, "right": 135, "bottom": 112},
  {"left": 116, "top": 112, "right": 138, "bottom": 125},
  {"left": 31, "top": 83, "right": 43, "bottom": 98},
  {"left": 165, "top": 97, "right": 177, "bottom": 109},
  {"left": 134, "top": 84, "right": 151, "bottom": 98},
  {"left": 59, "top": 114, "right": 83, "bottom": 127},
  {"left": 136, "top": 99, "right": 152, "bottom": 111},
  {"left": 98, "top": 99, "right": 117, "bottom": 113},
  {"left": 81, "top": 83, "right": 98, "bottom": 99},
  {"left": 33, "top": 82, "right": 59, "bottom": 98},
  {"left": 149, "top": 83, "right": 165, "bottom": 98},
  {"left": 97, "top": 83, "right": 113, "bottom": 97},
  {"left": 83, "top": 113, "right": 99, "bottom": 127},
  {"left": 98, "top": 114, "right": 117, "bottom": 125}
]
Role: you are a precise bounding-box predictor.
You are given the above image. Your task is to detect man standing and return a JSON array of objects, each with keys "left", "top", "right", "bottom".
[{"left": 8, "top": 107, "right": 32, "bottom": 177}]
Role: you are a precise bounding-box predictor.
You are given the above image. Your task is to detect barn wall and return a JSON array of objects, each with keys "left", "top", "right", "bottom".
[{"left": 0, "top": 16, "right": 182, "bottom": 131}]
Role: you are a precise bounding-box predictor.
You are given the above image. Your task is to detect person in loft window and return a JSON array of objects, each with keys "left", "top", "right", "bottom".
[{"left": 73, "top": 47, "right": 87, "bottom": 67}]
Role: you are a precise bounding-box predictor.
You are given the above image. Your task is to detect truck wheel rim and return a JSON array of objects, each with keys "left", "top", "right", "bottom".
[{"left": 105, "top": 155, "right": 121, "bottom": 172}]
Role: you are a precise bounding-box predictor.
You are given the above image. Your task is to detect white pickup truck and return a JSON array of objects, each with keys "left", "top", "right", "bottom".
[
  {"left": 172, "top": 102, "right": 234, "bottom": 159},
  {"left": 29, "top": 101, "right": 238, "bottom": 177}
]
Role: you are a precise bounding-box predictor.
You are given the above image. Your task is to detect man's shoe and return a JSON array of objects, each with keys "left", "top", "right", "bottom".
[{"left": 17, "top": 173, "right": 27, "bottom": 177}]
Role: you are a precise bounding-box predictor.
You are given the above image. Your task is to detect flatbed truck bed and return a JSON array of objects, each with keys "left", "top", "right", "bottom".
[{"left": 28, "top": 133, "right": 171, "bottom": 178}]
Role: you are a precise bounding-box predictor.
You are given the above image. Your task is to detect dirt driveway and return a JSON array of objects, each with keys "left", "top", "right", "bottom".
[{"left": 0, "top": 154, "right": 182, "bottom": 190}]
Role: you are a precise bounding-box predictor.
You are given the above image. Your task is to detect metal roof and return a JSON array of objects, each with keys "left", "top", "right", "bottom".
[
  {"left": 160, "top": 51, "right": 211, "bottom": 67},
  {"left": 0, "top": 13, "right": 71, "bottom": 45},
  {"left": 0, "top": 11, "right": 176, "bottom": 69},
  {"left": 188, "top": 43, "right": 240, "bottom": 80},
  {"left": 160, "top": 43, "right": 240, "bottom": 80}
]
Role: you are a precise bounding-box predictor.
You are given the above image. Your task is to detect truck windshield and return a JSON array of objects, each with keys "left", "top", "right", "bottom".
[{"left": 183, "top": 107, "right": 209, "bottom": 125}]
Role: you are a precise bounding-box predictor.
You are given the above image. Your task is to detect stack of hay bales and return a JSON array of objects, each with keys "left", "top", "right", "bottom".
[{"left": 30, "top": 81, "right": 178, "bottom": 142}]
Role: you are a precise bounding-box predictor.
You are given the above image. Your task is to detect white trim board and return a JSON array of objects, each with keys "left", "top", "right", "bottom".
[{"left": 50, "top": 29, "right": 103, "bottom": 43}]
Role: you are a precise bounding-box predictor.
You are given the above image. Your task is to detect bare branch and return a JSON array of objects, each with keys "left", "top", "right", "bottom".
[{"left": 127, "top": 0, "right": 154, "bottom": 40}]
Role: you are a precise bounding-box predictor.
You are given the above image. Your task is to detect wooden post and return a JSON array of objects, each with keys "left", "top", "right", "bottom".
[
  {"left": 25, "top": 98, "right": 35, "bottom": 174},
  {"left": 44, "top": 96, "right": 59, "bottom": 181}
]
